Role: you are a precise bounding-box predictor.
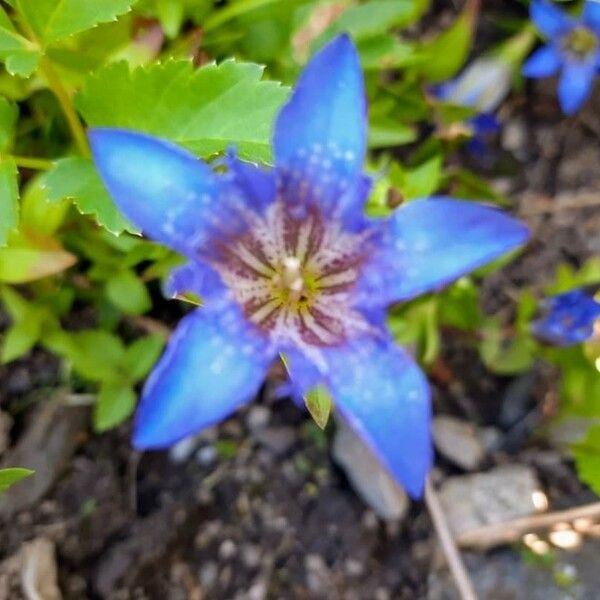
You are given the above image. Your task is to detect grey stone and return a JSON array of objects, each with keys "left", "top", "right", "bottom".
[
  {"left": 438, "top": 465, "right": 543, "bottom": 538},
  {"left": 245, "top": 406, "right": 271, "bottom": 431},
  {"left": 253, "top": 426, "right": 296, "bottom": 456},
  {"left": 547, "top": 416, "right": 599, "bottom": 452},
  {"left": 332, "top": 419, "right": 409, "bottom": 521},
  {"left": 432, "top": 416, "right": 486, "bottom": 470}
]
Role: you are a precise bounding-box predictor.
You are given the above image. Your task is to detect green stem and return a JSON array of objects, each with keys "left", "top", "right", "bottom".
[
  {"left": 203, "top": 0, "right": 280, "bottom": 32},
  {"left": 12, "top": 155, "right": 53, "bottom": 170},
  {"left": 38, "top": 57, "right": 89, "bottom": 157}
]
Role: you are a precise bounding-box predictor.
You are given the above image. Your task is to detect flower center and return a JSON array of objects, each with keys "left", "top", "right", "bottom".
[
  {"left": 208, "top": 201, "right": 375, "bottom": 348},
  {"left": 563, "top": 26, "right": 598, "bottom": 58}
]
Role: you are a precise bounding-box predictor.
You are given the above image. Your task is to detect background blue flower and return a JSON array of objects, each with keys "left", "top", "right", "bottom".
[
  {"left": 532, "top": 288, "right": 600, "bottom": 345},
  {"left": 523, "top": 0, "right": 600, "bottom": 114},
  {"left": 90, "top": 35, "right": 529, "bottom": 498}
]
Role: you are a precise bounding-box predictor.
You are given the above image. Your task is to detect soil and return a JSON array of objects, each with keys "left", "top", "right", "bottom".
[{"left": 2, "top": 3, "right": 600, "bottom": 599}]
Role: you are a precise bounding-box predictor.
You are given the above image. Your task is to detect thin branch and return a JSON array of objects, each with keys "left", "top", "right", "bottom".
[
  {"left": 38, "top": 57, "right": 89, "bottom": 157},
  {"left": 456, "top": 502, "right": 600, "bottom": 550},
  {"left": 12, "top": 155, "right": 53, "bottom": 170},
  {"left": 425, "top": 478, "right": 478, "bottom": 600}
]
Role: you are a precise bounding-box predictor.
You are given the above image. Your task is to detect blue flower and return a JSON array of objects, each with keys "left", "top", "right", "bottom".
[
  {"left": 523, "top": 0, "right": 600, "bottom": 114},
  {"left": 89, "top": 35, "right": 529, "bottom": 498},
  {"left": 433, "top": 57, "right": 509, "bottom": 151},
  {"left": 532, "top": 289, "right": 600, "bottom": 346}
]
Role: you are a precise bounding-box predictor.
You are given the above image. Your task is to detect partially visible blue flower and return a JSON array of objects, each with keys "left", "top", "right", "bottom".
[
  {"left": 433, "top": 57, "right": 510, "bottom": 151},
  {"left": 532, "top": 289, "right": 600, "bottom": 346},
  {"left": 89, "top": 35, "right": 529, "bottom": 498},
  {"left": 523, "top": 0, "right": 600, "bottom": 114}
]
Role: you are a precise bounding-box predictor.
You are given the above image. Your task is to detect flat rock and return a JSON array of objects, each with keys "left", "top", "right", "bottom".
[
  {"left": 332, "top": 418, "right": 408, "bottom": 521},
  {"left": 0, "top": 399, "right": 89, "bottom": 518},
  {"left": 438, "top": 465, "right": 542, "bottom": 537},
  {"left": 432, "top": 416, "right": 486, "bottom": 470}
]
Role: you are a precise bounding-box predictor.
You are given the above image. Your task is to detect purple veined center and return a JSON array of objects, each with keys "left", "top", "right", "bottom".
[
  {"left": 562, "top": 25, "right": 598, "bottom": 59},
  {"left": 206, "top": 199, "right": 376, "bottom": 350}
]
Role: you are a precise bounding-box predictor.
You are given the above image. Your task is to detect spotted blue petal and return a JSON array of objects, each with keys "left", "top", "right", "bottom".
[
  {"left": 89, "top": 129, "right": 250, "bottom": 258},
  {"left": 358, "top": 198, "right": 530, "bottom": 306},
  {"left": 133, "top": 305, "right": 275, "bottom": 449},
  {"left": 322, "top": 335, "right": 432, "bottom": 498},
  {"left": 273, "top": 34, "right": 367, "bottom": 219}
]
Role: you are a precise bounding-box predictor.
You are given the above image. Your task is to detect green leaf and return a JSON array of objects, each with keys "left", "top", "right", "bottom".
[
  {"left": 304, "top": 384, "right": 332, "bottom": 430},
  {"left": 0, "top": 467, "right": 34, "bottom": 493},
  {"left": 414, "top": 1, "right": 475, "bottom": 82},
  {"left": 0, "top": 6, "right": 40, "bottom": 77},
  {"left": 16, "top": 0, "right": 139, "bottom": 45},
  {"left": 20, "top": 173, "right": 70, "bottom": 236},
  {"left": 480, "top": 318, "right": 534, "bottom": 375},
  {"left": 389, "top": 155, "right": 443, "bottom": 200},
  {"left": 0, "top": 231, "right": 76, "bottom": 282},
  {"left": 123, "top": 334, "right": 165, "bottom": 383},
  {"left": 47, "top": 329, "right": 126, "bottom": 382},
  {"left": 368, "top": 116, "right": 417, "bottom": 148},
  {"left": 43, "top": 157, "right": 136, "bottom": 235},
  {"left": 1, "top": 317, "right": 42, "bottom": 362},
  {"left": 573, "top": 425, "right": 600, "bottom": 496},
  {"left": 105, "top": 269, "right": 152, "bottom": 315},
  {"left": 76, "top": 59, "right": 289, "bottom": 162},
  {"left": 94, "top": 383, "right": 136, "bottom": 431},
  {"left": 0, "top": 156, "right": 18, "bottom": 246},
  {"left": 0, "top": 97, "right": 18, "bottom": 151}
]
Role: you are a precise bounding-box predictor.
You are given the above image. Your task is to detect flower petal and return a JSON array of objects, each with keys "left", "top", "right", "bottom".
[
  {"left": 522, "top": 44, "right": 562, "bottom": 78},
  {"left": 133, "top": 305, "right": 274, "bottom": 449},
  {"left": 165, "top": 260, "right": 229, "bottom": 306},
  {"left": 530, "top": 0, "right": 572, "bottom": 37},
  {"left": 558, "top": 59, "right": 596, "bottom": 114},
  {"left": 358, "top": 198, "right": 530, "bottom": 306},
  {"left": 224, "top": 151, "right": 276, "bottom": 214},
  {"left": 531, "top": 289, "right": 600, "bottom": 345},
  {"left": 273, "top": 34, "right": 367, "bottom": 217},
  {"left": 89, "top": 128, "right": 249, "bottom": 257},
  {"left": 583, "top": 0, "right": 600, "bottom": 32},
  {"left": 322, "top": 335, "right": 432, "bottom": 498}
]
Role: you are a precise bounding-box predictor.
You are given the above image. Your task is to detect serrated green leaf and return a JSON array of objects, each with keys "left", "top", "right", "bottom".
[
  {"left": 304, "top": 384, "right": 332, "bottom": 430},
  {"left": 94, "top": 383, "right": 136, "bottom": 431},
  {"left": 0, "top": 6, "right": 40, "bottom": 77},
  {"left": 43, "top": 157, "right": 136, "bottom": 235},
  {"left": 123, "top": 334, "right": 165, "bottom": 383},
  {"left": 105, "top": 269, "right": 152, "bottom": 315},
  {"left": 0, "top": 156, "right": 18, "bottom": 246},
  {"left": 76, "top": 59, "right": 289, "bottom": 162},
  {"left": 0, "top": 467, "right": 34, "bottom": 493},
  {"left": 16, "top": 0, "right": 139, "bottom": 45}
]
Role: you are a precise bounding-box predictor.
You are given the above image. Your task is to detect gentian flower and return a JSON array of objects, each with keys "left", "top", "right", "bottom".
[
  {"left": 532, "top": 289, "right": 600, "bottom": 346},
  {"left": 89, "top": 35, "right": 529, "bottom": 497},
  {"left": 523, "top": 0, "right": 600, "bottom": 114},
  {"left": 433, "top": 57, "right": 511, "bottom": 152}
]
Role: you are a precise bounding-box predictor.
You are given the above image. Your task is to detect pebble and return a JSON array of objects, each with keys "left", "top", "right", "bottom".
[
  {"left": 168, "top": 434, "right": 201, "bottom": 464},
  {"left": 332, "top": 419, "right": 409, "bottom": 521},
  {"left": 218, "top": 539, "right": 237, "bottom": 561},
  {"left": 198, "top": 562, "right": 218, "bottom": 590},
  {"left": 195, "top": 445, "right": 217, "bottom": 466},
  {"left": 432, "top": 416, "right": 486, "bottom": 470},
  {"left": 253, "top": 426, "right": 296, "bottom": 456},
  {"left": 245, "top": 406, "right": 271, "bottom": 431},
  {"left": 438, "top": 465, "right": 544, "bottom": 537}
]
